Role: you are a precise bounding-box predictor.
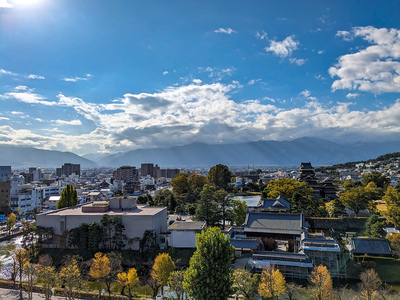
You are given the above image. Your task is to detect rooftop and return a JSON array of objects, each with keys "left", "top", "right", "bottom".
[
  {"left": 168, "top": 221, "right": 206, "bottom": 230},
  {"left": 38, "top": 203, "right": 166, "bottom": 217},
  {"left": 351, "top": 238, "right": 392, "bottom": 256},
  {"left": 244, "top": 212, "right": 307, "bottom": 231}
]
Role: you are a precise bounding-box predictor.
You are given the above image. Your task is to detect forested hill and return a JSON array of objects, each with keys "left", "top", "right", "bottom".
[{"left": 319, "top": 152, "right": 400, "bottom": 170}]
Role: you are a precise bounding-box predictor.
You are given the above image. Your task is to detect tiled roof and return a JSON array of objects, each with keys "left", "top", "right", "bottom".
[
  {"left": 230, "top": 238, "right": 258, "bottom": 249},
  {"left": 245, "top": 212, "right": 307, "bottom": 231},
  {"left": 351, "top": 238, "right": 392, "bottom": 255}
]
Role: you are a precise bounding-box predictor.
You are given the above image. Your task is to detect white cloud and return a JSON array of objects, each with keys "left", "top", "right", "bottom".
[
  {"left": 330, "top": 26, "right": 400, "bottom": 94},
  {"left": 62, "top": 74, "right": 93, "bottom": 82},
  {"left": 0, "top": 0, "right": 12, "bottom": 8},
  {"left": 318, "top": 50, "right": 325, "bottom": 54},
  {"left": 11, "top": 111, "right": 24, "bottom": 115},
  {"left": 214, "top": 28, "right": 236, "bottom": 34},
  {"left": 336, "top": 30, "right": 353, "bottom": 41},
  {"left": 163, "top": 71, "right": 168, "bottom": 75},
  {"left": 5, "top": 91, "right": 56, "bottom": 106},
  {"left": 192, "top": 79, "right": 202, "bottom": 84},
  {"left": 255, "top": 31, "right": 268, "bottom": 40},
  {"left": 14, "top": 86, "right": 28, "bottom": 91},
  {"left": 346, "top": 93, "right": 360, "bottom": 99},
  {"left": 248, "top": 79, "right": 261, "bottom": 85},
  {"left": 0, "top": 68, "right": 17, "bottom": 76},
  {"left": 53, "top": 119, "right": 82, "bottom": 126},
  {"left": 4, "top": 81, "right": 400, "bottom": 153},
  {"left": 289, "top": 58, "right": 307, "bottom": 66},
  {"left": 0, "top": 117, "right": 9, "bottom": 120},
  {"left": 27, "top": 74, "right": 45, "bottom": 79},
  {"left": 198, "top": 66, "right": 237, "bottom": 80},
  {"left": 265, "top": 35, "right": 299, "bottom": 57}
]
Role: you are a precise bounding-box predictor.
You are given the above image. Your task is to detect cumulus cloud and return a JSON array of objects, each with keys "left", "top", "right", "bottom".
[
  {"left": 62, "top": 74, "right": 93, "bottom": 82},
  {"left": 214, "top": 28, "right": 236, "bottom": 34},
  {"left": 330, "top": 26, "right": 400, "bottom": 94},
  {"left": 3, "top": 81, "right": 400, "bottom": 153},
  {"left": 0, "top": 0, "right": 12, "bottom": 8},
  {"left": 265, "top": 35, "right": 299, "bottom": 57},
  {"left": 163, "top": 71, "right": 168, "bottom": 75}
]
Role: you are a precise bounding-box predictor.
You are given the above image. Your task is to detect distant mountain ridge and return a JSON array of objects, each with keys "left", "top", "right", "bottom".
[
  {"left": 98, "top": 137, "right": 400, "bottom": 167},
  {"left": 0, "top": 145, "right": 96, "bottom": 168},
  {"left": 1, "top": 137, "right": 399, "bottom": 168}
]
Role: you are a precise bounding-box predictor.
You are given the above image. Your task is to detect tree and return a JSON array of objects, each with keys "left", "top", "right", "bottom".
[
  {"left": 117, "top": 268, "right": 139, "bottom": 300},
  {"left": 365, "top": 215, "right": 386, "bottom": 238},
  {"left": 171, "top": 173, "right": 192, "bottom": 195},
  {"left": 90, "top": 252, "right": 111, "bottom": 298},
  {"left": 308, "top": 265, "right": 333, "bottom": 300},
  {"left": 189, "top": 173, "right": 206, "bottom": 192},
  {"left": 168, "top": 270, "right": 186, "bottom": 300},
  {"left": 59, "top": 256, "right": 81, "bottom": 300},
  {"left": 387, "top": 233, "right": 400, "bottom": 256},
  {"left": 358, "top": 269, "right": 382, "bottom": 300},
  {"left": 291, "top": 192, "right": 324, "bottom": 217},
  {"left": 327, "top": 198, "right": 345, "bottom": 217},
  {"left": 105, "top": 252, "right": 123, "bottom": 296},
  {"left": 88, "top": 222, "right": 103, "bottom": 253},
  {"left": 362, "top": 171, "right": 389, "bottom": 189},
  {"left": 214, "top": 189, "right": 232, "bottom": 229},
  {"left": 57, "top": 184, "right": 78, "bottom": 209},
  {"left": 15, "top": 248, "right": 29, "bottom": 290},
  {"left": 7, "top": 212, "right": 16, "bottom": 234},
  {"left": 184, "top": 227, "right": 235, "bottom": 300},
  {"left": 383, "top": 186, "right": 400, "bottom": 228},
  {"left": 233, "top": 269, "right": 259, "bottom": 300},
  {"left": 195, "top": 184, "right": 221, "bottom": 226},
  {"left": 24, "top": 262, "right": 37, "bottom": 300},
  {"left": 232, "top": 200, "right": 247, "bottom": 226},
  {"left": 258, "top": 266, "right": 286, "bottom": 300},
  {"left": 266, "top": 178, "right": 312, "bottom": 201},
  {"left": 339, "top": 186, "right": 375, "bottom": 217},
  {"left": 207, "top": 164, "right": 232, "bottom": 190},
  {"left": 37, "top": 255, "right": 57, "bottom": 300},
  {"left": 152, "top": 253, "right": 175, "bottom": 295},
  {"left": 285, "top": 282, "right": 302, "bottom": 300}
]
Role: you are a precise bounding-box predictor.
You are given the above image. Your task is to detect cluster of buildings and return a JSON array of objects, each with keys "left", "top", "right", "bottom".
[{"left": 0, "top": 162, "right": 181, "bottom": 217}]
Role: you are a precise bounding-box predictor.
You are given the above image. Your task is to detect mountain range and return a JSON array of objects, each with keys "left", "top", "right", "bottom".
[{"left": 1, "top": 137, "right": 399, "bottom": 168}]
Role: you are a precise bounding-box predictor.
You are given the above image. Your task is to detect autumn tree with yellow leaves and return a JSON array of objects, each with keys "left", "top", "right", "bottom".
[
  {"left": 59, "top": 256, "right": 81, "bottom": 300},
  {"left": 258, "top": 266, "right": 286, "bottom": 300},
  {"left": 309, "top": 265, "right": 333, "bottom": 300},
  {"left": 151, "top": 252, "right": 175, "bottom": 295},
  {"left": 358, "top": 269, "right": 382, "bottom": 300},
  {"left": 90, "top": 252, "right": 110, "bottom": 298},
  {"left": 15, "top": 248, "right": 29, "bottom": 290},
  {"left": 117, "top": 267, "right": 139, "bottom": 300}
]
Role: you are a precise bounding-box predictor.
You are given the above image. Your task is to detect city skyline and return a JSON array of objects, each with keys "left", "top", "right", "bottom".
[{"left": 1, "top": 0, "right": 400, "bottom": 155}]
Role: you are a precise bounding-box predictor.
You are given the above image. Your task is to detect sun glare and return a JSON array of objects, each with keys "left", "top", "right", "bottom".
[{"left": 12, "top": 0, "right": 43, "bottom": 6}]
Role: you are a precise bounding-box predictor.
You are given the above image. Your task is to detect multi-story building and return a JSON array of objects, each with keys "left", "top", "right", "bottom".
[
  {"left": 113, "top": 166, "right": 139, "bottom": 182},
  {"left": 56, "top": 163, "right": 80, "bottom": 177},
  {"left": 0, "top": 166, "right": 11, "bottom": 214},
  {"left": 141, "top": 163, "right": 156, "bottom": 177}
]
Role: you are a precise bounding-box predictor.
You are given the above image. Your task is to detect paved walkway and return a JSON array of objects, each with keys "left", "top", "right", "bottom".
[{"left": 0, "top": 287, "right": 76, "bottom": 300}]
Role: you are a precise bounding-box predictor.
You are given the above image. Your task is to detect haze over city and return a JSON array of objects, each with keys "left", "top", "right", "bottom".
[{"left": 1, "top": 0, "right": 400, "bottom": 157}]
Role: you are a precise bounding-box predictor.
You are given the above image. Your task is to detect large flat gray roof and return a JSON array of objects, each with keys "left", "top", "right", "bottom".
[{"left": 39, "top": 204, "right": 166, "bottom": 217}]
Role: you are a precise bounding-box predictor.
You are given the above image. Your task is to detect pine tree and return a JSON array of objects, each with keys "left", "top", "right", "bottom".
[
  {"left": 184, "top": 227, "right": 235, "bottom": 300},
  {"left": 57, "top": 184, "right": 78, "bottom": 209}
]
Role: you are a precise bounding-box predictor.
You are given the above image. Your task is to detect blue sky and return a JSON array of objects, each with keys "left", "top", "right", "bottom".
[{"left": 1, "top": 0, "right": 400, "bottom": 155}]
